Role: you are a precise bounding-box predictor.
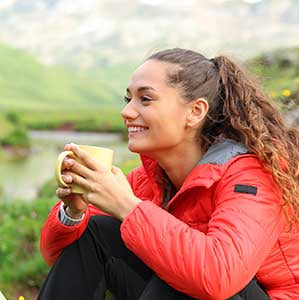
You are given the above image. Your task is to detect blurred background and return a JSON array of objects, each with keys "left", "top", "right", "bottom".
[{"left": 0, "top": 0, "right": 299, "bottom": 298}]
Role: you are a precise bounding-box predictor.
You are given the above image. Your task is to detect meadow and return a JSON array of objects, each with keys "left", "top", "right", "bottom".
[
  {"left": 0, "top": 159, "right": 140, "bottom": 299},
  {"left": 1, "top": 44, "right": 299, "bottom": 149}
]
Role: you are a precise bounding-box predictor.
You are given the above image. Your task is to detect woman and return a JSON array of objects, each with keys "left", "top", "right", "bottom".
[{"left": 38, "top": 48, "right": 299, "bottom": 300}]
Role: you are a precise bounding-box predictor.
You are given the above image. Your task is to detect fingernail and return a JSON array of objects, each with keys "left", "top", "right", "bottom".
[
  {"left": 62, "top": 175, "right": 72, "bottom": 182},
  {"left": 66, "top": 159, "right": 73, "bottom": 166}
]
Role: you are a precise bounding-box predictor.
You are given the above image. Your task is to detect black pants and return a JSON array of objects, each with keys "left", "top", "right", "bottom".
[{"left": 38, "top": 215, "right": 270, "bottom": 300}]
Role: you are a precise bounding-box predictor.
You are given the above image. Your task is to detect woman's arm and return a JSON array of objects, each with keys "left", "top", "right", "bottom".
[
  {"left": 40, "top": 201, "right": 92, "bottom": 266},
  {"left": 39, "top": 168, "right": 139, "bottom": 266},
  {"left": 39, "top": 163, "right": 141, "bottom": 266},
  {"left": 120, "top": 156, "right": 284, "bottom": 299}
]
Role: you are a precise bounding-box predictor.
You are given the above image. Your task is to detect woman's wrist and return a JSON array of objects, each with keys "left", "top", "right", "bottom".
[
  {"left": 65, "top": 206, "right": 85, "bottom": 219},
  {"left": 119, "top": 196, "right": 142, "bottom": 221}
]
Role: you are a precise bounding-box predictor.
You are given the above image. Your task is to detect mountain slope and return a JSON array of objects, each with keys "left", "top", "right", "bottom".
[
  {"left": 0, "top": 0, "right": 299, "bottom": 69},
  {"left": 0, "top": 43, "right": 122, "bottom": 111}
]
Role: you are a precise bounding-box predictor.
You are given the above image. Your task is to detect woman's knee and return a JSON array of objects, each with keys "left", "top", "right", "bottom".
[
  {"left": 88, "top": 215, "right": 121, "bottom": 237},
  {"left": 87, "top": 215, "right": 126, "bottom": 258}
]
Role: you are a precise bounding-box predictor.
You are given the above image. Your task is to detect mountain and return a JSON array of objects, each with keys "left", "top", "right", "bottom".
[
  {"left": 0, "top": 43, "right": 124, "bottom": 111},
  {"left": 0, "top": 0, "right": 298, "bottom": 69}
]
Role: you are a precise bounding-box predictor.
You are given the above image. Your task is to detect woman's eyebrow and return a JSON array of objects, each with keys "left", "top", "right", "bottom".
[{"left": 126, "top": 86, "right": 157, "bottom": 93}]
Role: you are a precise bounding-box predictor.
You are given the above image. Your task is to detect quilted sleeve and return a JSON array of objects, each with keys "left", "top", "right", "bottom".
[
  {"left": 120, "top": 157, "right": 284, "bottom": 299},
  {"left": 40, "top": 167, "right": 141, "bottom": 266}
]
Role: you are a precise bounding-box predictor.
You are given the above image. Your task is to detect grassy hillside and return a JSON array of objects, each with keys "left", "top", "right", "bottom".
[
  {"left": 0, "top": 43, "right": 133, "bottom": 135},
  {"left": 1, "top": 43, "right": 298, "bottom": 112},
  {"left": 0, "top": 113, "right": 13, "bottom": 136},
  {"left": 0, "top": 43, "right": 123, "bottom": 111},
  {"left": 0, "top": 43, "right": 298, "bottom": 136},
  {"left": 0, "top": 156, "right": 141, "bottom": 300},
  {"left": 247, "top": 47, "right": 299, "bottom": 104}
]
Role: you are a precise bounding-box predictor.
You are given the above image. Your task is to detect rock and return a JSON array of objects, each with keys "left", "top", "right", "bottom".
[{"left": 285, "top": 107, "right": 299, "bottom": 127}]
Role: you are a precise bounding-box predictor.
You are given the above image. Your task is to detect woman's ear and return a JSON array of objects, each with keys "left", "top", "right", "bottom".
[{"left": 185, "top": 98, "right": 209, "bottom": 128}]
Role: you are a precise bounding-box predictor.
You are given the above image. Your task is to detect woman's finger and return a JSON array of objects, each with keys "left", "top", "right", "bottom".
[
  {"left": 61, "top": 174, "right": 73, "bottom": 184},
  {"left": 67, "top": 143, "right": 108, "bottom": 173},
  {"left": 111, "top": 166, "right": 131, "bottom": 188},
  {"left": 64, "top": 171, "right": 90, "bottom": 190},
  {"left": 68, "top": 144, "right": 98, "bottom": 171},
  {"left": 82, "top": 192, "right": 92, "bottom": 203},
  {"left": 56, "top": 187, "right": 72, "bottom": 198},
  {"left": 111, "top": 166, "right": 123, "bottom": 176},
  {"left": 62, "top": 158, "right": 73, "bottom": 171},
  {"left": 68, "top": 159, "right": 94, "bottom": 179}
]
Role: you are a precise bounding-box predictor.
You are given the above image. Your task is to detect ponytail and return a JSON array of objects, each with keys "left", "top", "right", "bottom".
[
  {"left": 206, "top": 55, "right": 299, "bottom": 226},
  {"left": 148, "top": 48, "right": 299, "bottom": 225}
]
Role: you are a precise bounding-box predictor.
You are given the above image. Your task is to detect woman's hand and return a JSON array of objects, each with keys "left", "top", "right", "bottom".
[
  {"left": 56, "top": 154, "right": 87, "bottom": 219},
  {"left": 62, "top": 143, "right": 142, "bottom": 220}
]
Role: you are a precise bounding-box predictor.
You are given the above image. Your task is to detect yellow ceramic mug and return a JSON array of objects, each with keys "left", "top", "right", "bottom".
[{"left": 55, "top": 145, "right": 114, "bottom": 194}]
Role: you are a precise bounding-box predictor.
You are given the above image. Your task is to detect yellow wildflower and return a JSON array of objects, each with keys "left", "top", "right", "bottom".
[
  {"left": 282, "top": 89, "right": 291, "bottom": 97},
  {"left": 18, "top": 296, "right": 25, "bottom": 300}
]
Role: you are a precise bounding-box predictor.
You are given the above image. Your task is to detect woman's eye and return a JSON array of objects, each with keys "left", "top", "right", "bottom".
[
  {"left": 123, "top": 95, "right": 152, "bottom": 103},
  {"left": 140, "top": 96, "right": 152, "bottom": 102},
  {"left": 124, "top": 96, "right": 131, "bottom": 103}
]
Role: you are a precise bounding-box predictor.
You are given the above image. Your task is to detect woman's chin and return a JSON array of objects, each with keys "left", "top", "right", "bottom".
[
  {"left": 127, "top": 143, "right": 141, "bottom": 153},
  {"left": 127, "top": 142, "right": 150, "bottom": 154}
]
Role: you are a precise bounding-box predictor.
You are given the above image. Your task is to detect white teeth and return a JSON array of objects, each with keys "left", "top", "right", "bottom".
[{"left": 128, "top": 126, "right": 148, "bottom": 133}]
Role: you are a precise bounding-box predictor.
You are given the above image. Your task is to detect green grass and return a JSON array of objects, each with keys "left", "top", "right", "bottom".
[
  {"left": 0, "top": 112, "right": 30, "bottom": 149},
  {"left": 17, "top": 108, "right": 126, "bottom": 132},
  {"left": 0, "top": 197, "right": 53, "bottom": 299},
  {"left": 1, "top": 43, "right": 299, "bottom": 136},
  {"left": 0, "top": 43, "right": 125, "bottom": 111},
  {"left": 93, "top": 62, "right": 138, "bottom": 94},
  {"left": 247, "top": 47, "right": 299, "bottom": 102},
  {"left": 0, "top": 114, "right": 13, "bottom": 136},
  {"left": 0, "top": 157, "right": 141, "bottom": 299},
  {"left": 1, "top": 42, "right": 299, "bottom": 112},
  {"left": 0, "top": 43, "right": 135, "bottom": 137}
]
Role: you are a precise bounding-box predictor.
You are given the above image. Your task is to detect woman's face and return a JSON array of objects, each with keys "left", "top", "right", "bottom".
[{"left": 121, "top": 59, "right": 194, "bottom": 156}]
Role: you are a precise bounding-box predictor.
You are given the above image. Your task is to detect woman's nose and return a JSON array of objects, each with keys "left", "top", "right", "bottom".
[{"left": 121, "top": 101, "right": 139, "bottom": 120}]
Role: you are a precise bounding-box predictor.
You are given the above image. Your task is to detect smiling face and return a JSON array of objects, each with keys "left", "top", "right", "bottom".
[{"left": 121, "top": 59, "right": 197, "bottom": 157}]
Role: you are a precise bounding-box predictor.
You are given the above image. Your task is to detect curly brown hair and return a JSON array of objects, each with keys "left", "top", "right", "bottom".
[{"left": 148, "top": 48, "right": 299, "bottom": 225}]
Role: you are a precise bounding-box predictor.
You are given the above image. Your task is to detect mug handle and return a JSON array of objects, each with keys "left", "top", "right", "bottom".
[{"left": 55, "top": 151, "right": 75, "bottom": 188}]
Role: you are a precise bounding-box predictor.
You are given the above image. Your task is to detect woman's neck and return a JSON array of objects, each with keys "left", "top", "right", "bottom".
[{"left": 154, "top": 143, "right": 204, "bottom": 189}]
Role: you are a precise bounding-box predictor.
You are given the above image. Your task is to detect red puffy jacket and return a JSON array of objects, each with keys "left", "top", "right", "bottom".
[{"left": 40, "top": 141, "right": 299, "bottom": 299}]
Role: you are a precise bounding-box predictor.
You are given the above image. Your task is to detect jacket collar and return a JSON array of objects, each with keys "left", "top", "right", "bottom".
[
  {"left": 140, "top": 139, "right": 248, "bottom": 194},
  {"left": 197, "top": 139, "right": 248, "bottom": 166}
]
